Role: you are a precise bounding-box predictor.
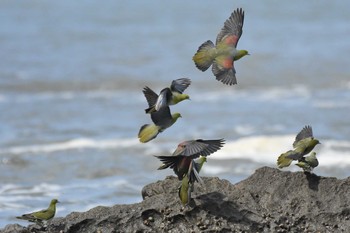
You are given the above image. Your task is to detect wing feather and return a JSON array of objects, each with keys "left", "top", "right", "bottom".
[{"left": 216, "top": 8, "right": 244, "bottom": 47}]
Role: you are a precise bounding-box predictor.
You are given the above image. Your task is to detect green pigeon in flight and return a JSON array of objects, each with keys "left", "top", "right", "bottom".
[
  {"left": 193, "top": 8, "right": 249, "bottom": 85},
  {"left": 138, "top": 87, "right": 181, "bottom": 143},
  {"left": 144, "top": 78, "right": 191, "bottom": 114},
  {"left": 156, "top": 139, "right": 225, "bottom": 183},
  {"left": 277, "top": 125, "right": 320, "bottom": 169}
]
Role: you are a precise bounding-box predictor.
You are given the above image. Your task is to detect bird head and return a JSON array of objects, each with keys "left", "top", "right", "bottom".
[
  {"left": 51, "top": 199, "right": 59, "bottom": 205},
  {"left": 312, "top": 139, "right": 321, "bottom": 146},
  {"left": 235, "top": 50, "right": 250, "bottom": 61},
  {"left": 173, "top": 113, "right": 182, "bottom": 120},
  {"left": 182, "top": 94, "right": 190, "bottom": 101}
]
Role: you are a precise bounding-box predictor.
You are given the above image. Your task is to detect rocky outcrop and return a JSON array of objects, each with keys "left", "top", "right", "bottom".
[{"left": 2, "top": 167, "right": 350, "bottom": 232}]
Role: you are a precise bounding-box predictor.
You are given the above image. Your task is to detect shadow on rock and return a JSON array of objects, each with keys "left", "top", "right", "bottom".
[
  {"left": 195, "top": 191, "right": 261, "bottom": 228},
  {"left": 305, "top": 172, "right": 320, "bottom": 191}
]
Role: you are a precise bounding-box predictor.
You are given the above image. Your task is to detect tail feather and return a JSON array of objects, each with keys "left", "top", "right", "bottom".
[
  {"left": 138, "top": 124, "right": 160, "bottom": 143},
  {"left": 193, "top": 40, "right": 215, "bottom": 71},
  {"left": 155, "top": 155, "right": 181, "bottom": 170},
  {"left": 189, "top": 161, "right": 203, "bottom": 185},
  {"left": 277, "top": 151, "right": 294, "bottom": 168},
  {"left": 16, "top": 214, "right": 34, "bottom": 221}
]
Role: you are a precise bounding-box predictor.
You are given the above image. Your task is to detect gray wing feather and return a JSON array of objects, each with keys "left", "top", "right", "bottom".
[
  {"left": 142, "top": 86, "right": 158, "bottom": 107},
  {"left": 212, "top": 61, "right": 237, "bottom": 85},
  {"left": 188, "top": 160, "right": 203, "bottom": 184},
  {"left": 155, "top": 88, "right": 172, "bottom": 111},
  {"left": 184, "top": 139, "right": 225, "bottom": 158},
  {"left": 293, "top": 125, "right": 313, "bottom": 148},
  {"left": 216, "top": 8, "right": 244, "bottom": 47},
  {"left": 170, "top": 78, "right": 191, "bottom": 94}
]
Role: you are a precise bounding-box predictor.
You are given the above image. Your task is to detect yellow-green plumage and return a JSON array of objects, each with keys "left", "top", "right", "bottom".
[
  {"left": 296, "top": 152, "right": 319, "bottom": 172},
  {"left": 178, "top": 156, "right": 207, "bottom": 206},
  {"left": 293, "top": 138, "right": 320, "bottom": 156},
  {"left": 138, "top": 124, "right": 161, "bottom": 143},
  {"left": 140, "top": 85, "right": 182, "bottom": 143},
  {"left": 193, "top": 8, "right": 249, "bottom": 86},
  {"left": 170, "top": 93, "right": 190, "bottom": 106},
  {"left": 16, "top": 199, "right": 59, "bottom": 224},
  {"left": 277, "top": 125, "right": 320, "bottom": 169},
  {"left": 144, "top": 78, "right": 191, "bottom": 114},
  {"left": 138, "top": 113, "right": 181, "bottom": 143},
  {"left": 277, "top": 150, "right": 295, "bottom": 169},
  {"left": 178, "top": 174, "right": 191, "bottom": 206}
]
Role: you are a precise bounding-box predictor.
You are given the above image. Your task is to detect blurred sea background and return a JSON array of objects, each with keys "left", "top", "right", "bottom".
[{"left": 1, "top": 0, "right": 350, "bottom": 227}]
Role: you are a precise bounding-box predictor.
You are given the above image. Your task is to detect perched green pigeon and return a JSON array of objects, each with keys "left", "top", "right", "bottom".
[
  {"left": 144, "top": 78, "right": 191, "bottom": 114},
  {"left": 178, "top": 156, "right": 207, "bottom": 206},
  {"left": 156, "top": 139, "right": 225, "bottom": 182},
  {"left": 277, "top": 125, "right": 320, "bottom": 169},
  {"left": 296, "top": 152, "right": 319, "bottom": 173},
  {"left": 193, "top": 8, "right": 249, "bottom": 86},
  {"left": 138, "top": 87, "right": 181, "bottom": 143},
  {"left": 16, "top": 199, "right": 59, "bottom": 225}
]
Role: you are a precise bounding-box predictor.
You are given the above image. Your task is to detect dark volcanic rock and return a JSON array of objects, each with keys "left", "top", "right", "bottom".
[{"left": 2, "top": 166, "right": 350, "bottom": 232}]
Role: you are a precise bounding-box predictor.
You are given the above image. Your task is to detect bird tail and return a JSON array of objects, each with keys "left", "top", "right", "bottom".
[
  {"left": 138, "top": 124, "right": 160, "bottom": 143},
  {"left": 189, "top": 160, "right": 203, "bottom": 184},
  {"left": 193, "top": 40, "right": 215, "bottom": 71},
  {"left": 16, "top": 214, "right": 37, "bottom": 222},
  {"left": 155, "top": 155, "right": 181, "bottom": 170},
  {"left": 277, "top": 151, "right": 294, "bottom": 168}
]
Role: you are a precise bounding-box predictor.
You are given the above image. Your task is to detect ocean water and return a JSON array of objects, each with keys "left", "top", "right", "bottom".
[{"left": 1, "top": 0, "right": 350, "bottom": 228}]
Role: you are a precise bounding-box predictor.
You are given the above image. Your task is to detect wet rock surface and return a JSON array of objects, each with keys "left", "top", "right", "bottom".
[{"left": 2, "top": 166, "right": 350, "bottom": 233}]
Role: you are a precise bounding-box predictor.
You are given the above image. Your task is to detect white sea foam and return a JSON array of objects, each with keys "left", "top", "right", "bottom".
[
  {"left": 211, "top": 135, "right": 350, "bottom": 166},
  {"left": 0, "top": 137, "right": 142, "bottom": 155},
  {"left": 0, "top": 183, "right": 61, "bottom": 211},
  {"left": 0, "top": 183, "right": 61, "bottom": 196}
]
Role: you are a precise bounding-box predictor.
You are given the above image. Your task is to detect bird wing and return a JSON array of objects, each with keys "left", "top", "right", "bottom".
[
  {"left": 142, "top": 86, "right": 159, "bottom": 107},
  {"left": 285, "top": 150, "right": 303, "bottom": 160},
  {"left": 182, "top": 139, "right": 225, "bottom": 158},
  {"left": 17, "top": 213, "right": 38, "bottom": 221},
  {"left": 155, "top": 155, "right": 181, "bottom": 170},
  {"left": 170, "top": 78, "right": 191, "bottom": 94},
  {"left": 215, "top": 8, "right": 244, "bottom": 48},
  {"left": 33, "top": 209, "right": 53, "bottom": 220},
  {"left": 293, "top": 125, "right": 313, "bottom": 148},
  {"left": 150, "top": 106, "right": 173, "bottom": 128},
  {"left": 212, "top": 58, "right": 237, "bottom": 85},
  {"left": 155, "top": 88, "right": 172, "bottom": 111}
]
